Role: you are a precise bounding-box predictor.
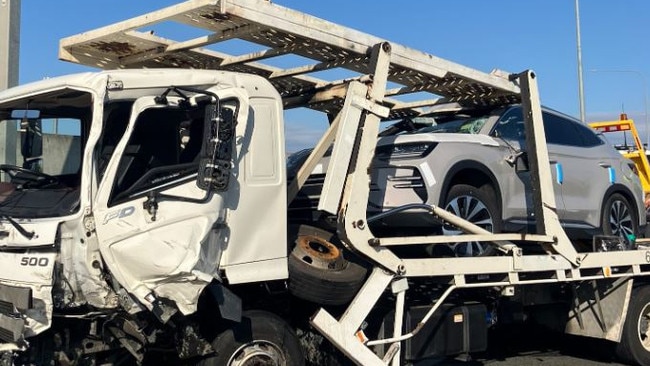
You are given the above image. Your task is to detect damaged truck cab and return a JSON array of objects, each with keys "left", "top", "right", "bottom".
[{"left": 0, "top": 69, "right": 288, "bottom": 355}]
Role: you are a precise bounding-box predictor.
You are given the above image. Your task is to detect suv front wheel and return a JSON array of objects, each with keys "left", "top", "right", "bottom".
[{"left": 438, "top": 183, "right": 502, "bottom": 257}]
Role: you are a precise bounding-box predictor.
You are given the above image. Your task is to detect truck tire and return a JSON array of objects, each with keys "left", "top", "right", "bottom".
[
  {"left": 616, "top": 285, "right": 650, "bottom": 366},
  {"left": 602, "top": 193, "right": 638, "bottom": 247},
  {"left": 288, "top": 225, "right": 368, "bottom": 306},
  {"left": 198, "top": 310, "right": 305, "bottom": 366},
  {"left": 440, "top": 183, "right": 502, "bottom": 257}
]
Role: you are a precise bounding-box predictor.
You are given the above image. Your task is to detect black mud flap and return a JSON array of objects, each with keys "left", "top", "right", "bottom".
[{"left": 207, "top": 283, "right": 242, "bottom": 323}]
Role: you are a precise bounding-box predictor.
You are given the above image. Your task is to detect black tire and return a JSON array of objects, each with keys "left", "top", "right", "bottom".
[
  {"left": 198, "top": 310, "right": 305, "bottom": 366},
  {"left": 288, "top": 225, "right": 368, "bottom": 306},
  {"left": 602, "top": 193, "right": 638, "bottom": 248},
  {"left": 439, "top": 183, "right": 502, "bottom": 257},
  {"left": 616, "top": 286, "right": 650, "bottom": 365}
]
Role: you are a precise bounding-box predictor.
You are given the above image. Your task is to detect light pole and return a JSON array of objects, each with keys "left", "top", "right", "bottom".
[
  {"left": 0, "top": 0, "right": 20, "bottom": 168},
  {"left": 590, "top": 69, "right": 650, "bottom": 149},
  {"left": 575, "top": 0, "right": 586, "bottom": 122},
  {"left": 0, "top": 0, "right": 20, "bottom": 90}
]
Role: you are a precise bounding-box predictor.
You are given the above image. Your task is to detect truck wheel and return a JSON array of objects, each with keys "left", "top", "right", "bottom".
[
  {"left": 199, "top": 310, "right": 305, "bottom": 366},
  {"left": 440, "top": 183, "right": 502, "bottom": 257},
  {"left": 616, "top": 285, "right": 650, "bottom": 365},
  {"left": 602, "top": 193, "right": 638, "bottom": 248},
  {"left": 288, "top": 225, "right": 368, "bottom": 306}
]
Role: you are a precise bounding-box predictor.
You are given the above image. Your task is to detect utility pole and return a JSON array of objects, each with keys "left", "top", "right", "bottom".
[
  {"left": 575, "top": 0, "right": 586, "bottom": 122},
  {"left": 0, "top": 0, "right": 19, "bottom": 167}
]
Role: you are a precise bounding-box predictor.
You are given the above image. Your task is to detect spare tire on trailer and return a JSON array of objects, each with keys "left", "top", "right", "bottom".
[{"left": 288, "top": 225, "right": 368, "bottom": 306}]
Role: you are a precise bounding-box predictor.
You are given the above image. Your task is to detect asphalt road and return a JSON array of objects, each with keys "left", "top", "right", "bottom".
[{"left": 427, "top": 327, "right": 629, "bottom": 366}]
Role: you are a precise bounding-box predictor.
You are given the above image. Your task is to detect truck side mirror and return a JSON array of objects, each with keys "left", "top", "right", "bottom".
[
  {"left": 20, "top": 119, "right": 43, "bottom": 157},
  {"left": 197, "top": 104, "right": 235, "bottom": 191},
  {"left": 12, "top": 110, "right": 43, "bottom": 165}
]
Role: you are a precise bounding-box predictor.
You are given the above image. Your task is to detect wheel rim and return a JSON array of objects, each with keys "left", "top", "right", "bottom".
[
  {"left": 609, "top": 199, "right": 635, "bottom": 239},
  {"left": 292, "top": 234, "right": 344, "bottom": 270},
  {"left": 228, "top": 340, "right": 286, "bottom": 366},
  {"left": 443, "top": 194, "right": 494, "bottom": 257},
  {"left": 636, "top": 303, "right": 650, "bottom": 351}
]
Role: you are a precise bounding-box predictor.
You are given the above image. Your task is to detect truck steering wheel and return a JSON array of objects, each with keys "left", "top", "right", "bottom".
[{"left": 0, "top": 164, "right": 60, "bottom": 187}]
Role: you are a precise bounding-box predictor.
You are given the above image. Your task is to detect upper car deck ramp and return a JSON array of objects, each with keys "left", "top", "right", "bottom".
[{"left": 59, "top": 0, "right": 521, "bottom": 118}]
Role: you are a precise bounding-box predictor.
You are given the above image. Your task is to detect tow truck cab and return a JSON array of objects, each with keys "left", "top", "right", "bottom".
[{"left": 0, "top": 69, "right": 288, "bottom": 346}]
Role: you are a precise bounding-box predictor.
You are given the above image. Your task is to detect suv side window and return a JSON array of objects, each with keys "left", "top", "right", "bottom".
[
  {"left": 542, "top": 112, "right": 590, "bottom": 147},
  {"left": 493, "top": 107, "right": 525, "bottom": 142},
  {"left": 493, "top": 107, "right": 601, "bottom": 149},
  {"left": 573, "top": 121, "right": 605, "bottom": 147}
]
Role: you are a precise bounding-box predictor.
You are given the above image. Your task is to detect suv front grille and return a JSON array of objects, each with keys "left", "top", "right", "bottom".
[
  {"left": 386, "top": 168, "right": 428, "bottom": 202},
  {"left": 0, "top": 300, "right": 15, "bottom": 316}
]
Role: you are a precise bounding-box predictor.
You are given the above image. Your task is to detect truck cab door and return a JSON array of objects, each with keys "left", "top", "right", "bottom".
[{"left": 92, "top": 92, "right": 243, "bottom": 313}]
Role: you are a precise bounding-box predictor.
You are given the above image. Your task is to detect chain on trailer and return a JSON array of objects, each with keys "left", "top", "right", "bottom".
[{"left": 58, "top": 1, "right": 650, "bottom": 365}]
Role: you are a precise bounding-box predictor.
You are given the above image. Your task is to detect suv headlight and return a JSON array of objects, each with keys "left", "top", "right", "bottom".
[{"left": 375, "top": 142, "right": 436, "bottom": 160}]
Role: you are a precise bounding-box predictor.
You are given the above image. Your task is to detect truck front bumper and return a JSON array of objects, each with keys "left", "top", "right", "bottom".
[{"left": 0, "top": 251, "right": 56, "bottom": 347}]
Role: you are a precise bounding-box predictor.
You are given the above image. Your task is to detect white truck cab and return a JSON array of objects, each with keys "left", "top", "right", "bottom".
[{"left": 0, "top": 69, "right": 287, "bottom": 346}]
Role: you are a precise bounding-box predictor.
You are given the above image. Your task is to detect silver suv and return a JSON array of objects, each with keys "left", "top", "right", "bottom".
[{"left": 288, "top": 104, "right": 647, "bottom": 256}]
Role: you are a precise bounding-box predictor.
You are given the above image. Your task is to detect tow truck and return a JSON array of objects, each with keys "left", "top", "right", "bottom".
[{"left": 0, "top": 0, "right": 648, "bottom": 365}]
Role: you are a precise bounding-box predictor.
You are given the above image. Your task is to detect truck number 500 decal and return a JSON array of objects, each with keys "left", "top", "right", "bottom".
[{"left": 20, "top": 257, "right": 50, "bottom": 267}]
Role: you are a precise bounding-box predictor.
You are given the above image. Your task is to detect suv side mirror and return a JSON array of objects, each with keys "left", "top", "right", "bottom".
[{"left": 515, "top": 152, "right": 529, "bottom": 173}]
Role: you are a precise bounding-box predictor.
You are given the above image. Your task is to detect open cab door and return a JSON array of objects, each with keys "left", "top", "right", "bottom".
[{"left": 93, "top": 87, "right": 244, "bottom": 316}]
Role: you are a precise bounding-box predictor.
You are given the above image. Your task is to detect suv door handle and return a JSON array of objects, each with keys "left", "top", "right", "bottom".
[{"left": 599, "top": 162, "right": 611, "bottom": 168}]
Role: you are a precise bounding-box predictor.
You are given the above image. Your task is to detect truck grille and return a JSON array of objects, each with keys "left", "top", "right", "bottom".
[
  {"left": 0, "top": 284, "right": 32, "bottom": 343},
  {"left": 0, "top": 314, "right": 25, "bottom": 343},
  {"left": 0, "top": 327, "right": 14, "bottom": 343},
  {"left": 0, "top": 300, "right": 15, "bottom": 316}
]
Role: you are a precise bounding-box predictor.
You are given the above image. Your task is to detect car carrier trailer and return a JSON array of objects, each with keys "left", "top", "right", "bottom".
[{"left": 0, "top": 0, "right": 648, "bottom": 365}]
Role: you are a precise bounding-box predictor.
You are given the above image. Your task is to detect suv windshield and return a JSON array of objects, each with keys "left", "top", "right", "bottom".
[
  {"left": 414, "top": 115, "right": 489, "bottom": 134},
  {"left": 0, "top": 89, "right": 90, "bottom": 218}
]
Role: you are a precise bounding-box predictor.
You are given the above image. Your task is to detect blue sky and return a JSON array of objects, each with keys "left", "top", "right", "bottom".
[{"left": 14, "top": 0, "right": 650, "bottom": 151}]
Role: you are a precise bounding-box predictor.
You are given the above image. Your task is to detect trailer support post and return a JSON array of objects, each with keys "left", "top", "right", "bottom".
[{"left": 518, "top": 70, "right": 580, "bottom": 266}]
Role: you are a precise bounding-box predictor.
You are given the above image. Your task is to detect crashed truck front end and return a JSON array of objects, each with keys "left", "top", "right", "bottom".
[
  {"left": 0, "top": 69, "right": 289, "bottom": 355},
  {"left": 0, "top": 74, "right": 100, "bottom": 350}
]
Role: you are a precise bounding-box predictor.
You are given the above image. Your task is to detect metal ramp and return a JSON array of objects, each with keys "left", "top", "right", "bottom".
[{"left": 59, "top": 0, "right": 521, "bottom": 118}]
